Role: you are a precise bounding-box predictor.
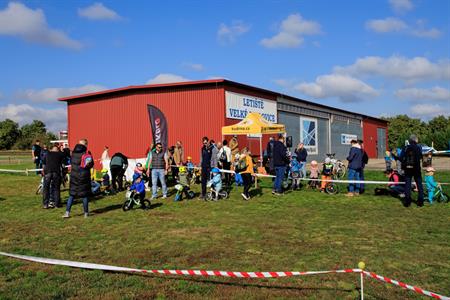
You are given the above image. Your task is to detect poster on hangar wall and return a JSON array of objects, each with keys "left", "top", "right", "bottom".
[{"left": 225, "top": 91, "right": 277, "bottom": 123}]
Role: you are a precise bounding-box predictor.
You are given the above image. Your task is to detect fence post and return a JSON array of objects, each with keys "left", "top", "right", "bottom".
[
  {"left": 25, "top": 169, "right": 29, "bottom": 176},
  {"left": 358, "top": 261, "right": 365, "bottom": 300}
]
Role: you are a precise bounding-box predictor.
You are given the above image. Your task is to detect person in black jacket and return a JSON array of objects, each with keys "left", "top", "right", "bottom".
[
  {"left": 346, "top": 140, "right": 363, "bottom": 197},
  {"left": 358, "top": 140, "right": 369, "bottom": 194},
  {"left": 400, "top": 134, "right": 424, "bottom": 207},
  {"left": 199, "top": 136, "right": 213, "bottom": 200},
  {"left": 294, "top": 142, "right": 308, "bottom": 178},
  {"left": 42, "top": 144, "right": 65, "bottom": 208},
  {"left": 63, "top": 139, "right": 92, "bottom": 218},
  {"left": 272, "top": 135, "right": 288, "bottom": 195},
  {"left": 110, "top": 152, "right": 129, "bottom": 191}
]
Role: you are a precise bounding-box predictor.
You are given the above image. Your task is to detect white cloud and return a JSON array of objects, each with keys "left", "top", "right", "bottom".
[
  {"left": 410, "top": 104, "right": 450, "bottom": 118},
  {"left": 389, "top": 0, "right": 414, "bottom": 14},
  {"left": 294, "top": 74, "right": 379, "bottom": 102},
  {"left": 0, "top": 104, "right": 67, "bottom": 132},
  {"left": 0, "top": 2, "right": 82, "bottom": 50},
  {"left": 217, "top": 20, "right": 250, "bottom": 45},
  {"left": 146, "top": 73, "right": 190, "bottom": 84},
  {"left": 78, "top": 2, "right": 121, "bottom": 21},
  {"left": 365, "top": 17, "right": 407, "bottom": 33},
  {"left": 261, "top": 13, "right": 321, "bottom": 48},
  {"left": 334, "top": 56, "right": 450, "bottom": 83},
  {"left": 16, "top": 85, "right": 107, "bottom": 103},
  {"left": 182, "top": 62, "right": 204, "bottom": 71},
  {"left": 395, "top": 86, "right": 450, "bottom": 102}
]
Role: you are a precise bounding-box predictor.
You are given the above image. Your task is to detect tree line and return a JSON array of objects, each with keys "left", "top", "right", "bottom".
[
  {"left": 381, "top": 115, "right": 450, "bottom": 151},
  {"left": 0, "top": 119, "right": 57, "bottom": 150}
]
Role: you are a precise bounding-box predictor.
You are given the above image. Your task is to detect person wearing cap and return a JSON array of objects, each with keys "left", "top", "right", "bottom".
[{"left": 425, "top": 167, "right": 439, "bottom": 204}]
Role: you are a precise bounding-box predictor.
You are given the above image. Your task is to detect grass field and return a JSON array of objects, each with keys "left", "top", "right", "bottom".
[{"left": 0, "top": 164, "right": 449, "bottom": 299}]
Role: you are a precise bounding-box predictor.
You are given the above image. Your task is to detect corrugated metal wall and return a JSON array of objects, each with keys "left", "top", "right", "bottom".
[
  {"left": 68, "top": 86, "right": 225, "bottom": 164},
  {"left": 278, "top": 111, "right": 330, "bottom": 162},
  {"left": 330, "top": 117, "right": 363, "bottom": 160}
]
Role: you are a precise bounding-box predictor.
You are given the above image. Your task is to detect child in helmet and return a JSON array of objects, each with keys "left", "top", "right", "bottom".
[
  {"left": 321, "top": 157, "right": 334, "bottom": 192},
  {"left": 309, "top": 160, "right": 320, "bottom": 189},
  {"left": 186, "top": 156, "right": 194, "bottom": 178},
  {"left": 425, "top": 167, "right": 439, "bottom": 204},
  {"left": 130, "top": 173, "right": 146, "bottom": 204},
  {"left": 101, "top": 168, "right": 110, "bottom": 188},
  {"left": 289, "top": 153, "right": 301, "bottom": 190},
  {"left": 207, "top": 167, "right": 222, "bottom": 200},
  {"left": 174, "top": 166, "right": 194, "bottom": 201}
]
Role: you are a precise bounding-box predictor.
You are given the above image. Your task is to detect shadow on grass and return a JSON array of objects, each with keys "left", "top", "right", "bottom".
[
  {"left": 107, "top": 271, "right": 360, "bottom": 295},
  {"left": 91, "top": 204, "right": 123, "bottom": 215},
  {"left": 0, "top": 197, "right": 5, "bottom": 201}
]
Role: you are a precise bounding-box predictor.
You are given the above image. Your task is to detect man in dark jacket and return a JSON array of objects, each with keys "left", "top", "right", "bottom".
[
  {"left": 110, "top": 152, "right": 128, "bottom": 191},
  {"left": 272, "top": 135, "right": 288, "bottom": 195},
  {"left": 199, "top": 136, "right": 212, "bottom": 200},
  {"left": 42, "top": 144, "right": 65, "bottom": 208},
  {"left": 346, "top": 140, "right": 363, "bottom": 196},
  {"left": 358, "top": 140, "right": 369, "bottom": 194},
  {"left": 63, "top": 139, "right": 92, "bottom": 218},
  {"left": 400, "top": 134, "right": 424, "bottom": 207}
]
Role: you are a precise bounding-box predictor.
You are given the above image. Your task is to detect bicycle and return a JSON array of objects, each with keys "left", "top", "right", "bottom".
[
  {"left": 326, "top": 153, "right": 346, "bottom": 178},
  {"left": 122, "top": 190, "right": 151, "bottom": 211},
  {"left": 206, "top": 188, "right": 229, "bottom": 201},
  {"left": 425, "top": 185, "right": 449, "bottom": 203},
  {"left": 324, "top": 174, "right": 339, "bottom": 195}
]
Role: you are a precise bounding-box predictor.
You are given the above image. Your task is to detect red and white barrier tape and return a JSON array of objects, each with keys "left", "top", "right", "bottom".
[
  {"left": 362, "top": 271, "right": 449, "bottom": 300},
  {"left": 0, "top": 251, "right": 448, "bottom": 299}
]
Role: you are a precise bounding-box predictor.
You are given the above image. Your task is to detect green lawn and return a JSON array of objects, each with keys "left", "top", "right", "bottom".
[{"left": 0, "top": 168, "right": 449, "bottom": 299}]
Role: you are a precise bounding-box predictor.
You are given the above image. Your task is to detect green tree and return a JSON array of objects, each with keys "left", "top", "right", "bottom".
[
  {"left": 425, "top": 116, "right": 450, "bottom": 150},
  {"left": 0, "top": 119, "right": 20, "bottom": 150},
  {"left": 382, "top": 115, "right": 429, "bottom": 149},
  {"left": 13, "top": 120, "right": 48, "bottom": 150}
]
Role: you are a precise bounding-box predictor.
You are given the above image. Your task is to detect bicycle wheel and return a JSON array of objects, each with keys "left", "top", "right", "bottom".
[
  {"left": 439, "top": 193, "right": 449, "bottom": 203},
  {"left": 336, "top": 163, "right": 346, "bottom": 178},
  {"left": 219, "top": 191, "right": 228, "bottom": 199},
  {"left": 325, "top": 183, "right": 339, "bottom": 194},
  {"left": 36, "top": 185, "right": 43, "bottom": 195},
  {"left": 122, "top": 199, "right": 134, "bottom": 211},
  {"left": 206, "top": 191, "right": 213, "bottom": 201},
  {"left": 141, "top": 199, "right": 151, "bottom": 209}
]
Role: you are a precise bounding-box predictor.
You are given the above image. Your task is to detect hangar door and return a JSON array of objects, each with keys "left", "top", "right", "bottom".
[{"left": 377, "top": 128, "right": 386, "bottom": 158}]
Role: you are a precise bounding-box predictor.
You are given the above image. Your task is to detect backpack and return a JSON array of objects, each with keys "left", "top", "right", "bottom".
[
  {"left": 402, "top": 146, "right": 417, "bottom": 172},
  {"left": 235, "top": 158, "right": 248, "bottom": 173},
  {"left": 81, "top": 152, "right": 94, "bottom": 169},
  {"left": 219, "top": 150, "right": 227, "bottom": 163}
]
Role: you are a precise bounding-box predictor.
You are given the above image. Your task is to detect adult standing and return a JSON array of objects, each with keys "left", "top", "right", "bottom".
[
  {"left": 294, "top": 142, "right": 308, "bottom": 178},
  {"left": 229, "top": 135, "right": 239, "bottom": 163},
  {"left": 100, "top": 146, "right": 110, "bottom": 167},
  {"left": 272, "top": 135, "right": 288, "bottom": 195},
  {"left": 238, "top": 149, "right": 254, "bottom": 200},
  {"left": 110, "top": 152, "right": 128, "bottom": 191},
  {"left": 199, "top": 137, "right": 213, "bottom": 200},
  {"left": 42, "top": 144, "right": 65, "bottom": 208},
  {"left": 400, "top": 134, "right": 424, "bottom": 207},
  {"left": 31, "top": 140, "right": 42, "bottom": 175},
  {"left": 210, "top": 140, "right": 219, "bottom": 168},
  {"left": 358, "top": 139, "right": 369, "bottom": 194},
  {"left": 173, "top": 141, "right": 184, "bottom": 166},
  {"left": 63, "top": 139, "right": 93, "bottom": 218},
  {"left": 218, "top": 140, "right": 232, "bottom": 185},
  {"left": 346, "top": 140, "right": 363, "bottom": 197},
  {"left": 147, "top": 142, "right": 169, "bottom": 199}
]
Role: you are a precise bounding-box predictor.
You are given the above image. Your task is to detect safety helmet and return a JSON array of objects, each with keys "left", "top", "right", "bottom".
[
  {"left": 101, "top": 168, "right": 108, "bottom": 174},
  {"left": 325, "top": 157, "right": 331, "bottom": 164},
  {"left": 132, "top": 173, "right": 141, "bottom": 181},
  {"left": 187, "top": 156, "right": 192, "bottom": 160},
  {"left": 311, "top": 160, "right": 318, "bottom": 166},
  {"left": 179, "top": 166, "right": 186, "bottom": 173},
  {"left": 211, "top": 167, "right": 220, "bottom": 173},
  {"left": 136, "top": 162, "right": 142, "bottom": 167}
]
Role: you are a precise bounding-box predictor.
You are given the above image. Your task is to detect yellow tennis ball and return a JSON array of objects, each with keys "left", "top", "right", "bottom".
[{"left": 358, "top": 261, "right": 365, "bottom": 270}]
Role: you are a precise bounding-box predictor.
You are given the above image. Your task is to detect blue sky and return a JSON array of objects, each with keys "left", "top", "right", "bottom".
[{"left": 0, "top": 0, "right": 449, "bottom": 132}]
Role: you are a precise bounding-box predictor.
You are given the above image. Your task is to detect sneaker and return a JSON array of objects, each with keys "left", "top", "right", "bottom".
[
  {"left": 273, "top": 192, "right": 282, "bottom": 196},
  {"left": 48, "top": 203, "right": 55, "bottom": 208},
  {"left": 62, "top": 212, "right": 70, "bottom": 218},
  {"left": 162, "top": 195, "right": 167, "bottom": 199},
  {"left": 241, "top": 193, "right": 249, "bottom": 200},
  {"left": 84, "top": 213, "right": 89, "bottom": 218},
  {"left": 271, "top": 190, "right": 276, "bottom": 195},
  {"left": 399, "top": 193, "right": 405, "bottom": 198},
  {"left": 354, "top": 192, "right": 360, "bottom": 196},
  {"left": 346, "top": 192, "right": 354, "bottom": 197},
  {"left": 43, "top": 204, "right": 49, "bottom": 209}
]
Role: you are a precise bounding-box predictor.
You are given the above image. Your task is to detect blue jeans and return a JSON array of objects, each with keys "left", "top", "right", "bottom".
[
  {"left": 66, "top": 195, "right": 89, "bottom": 214},
  {"left": 274, "top": 166, "right": 286, "bottom": 193},
  {"left": 152, "top": 169, "right": 167, "bottom": 198},
  {"left": 348, "top": 168, "right": 361, "bottom": 193},
  {"left": 299, "top": 162, "right": 306, "bottom": 178}
]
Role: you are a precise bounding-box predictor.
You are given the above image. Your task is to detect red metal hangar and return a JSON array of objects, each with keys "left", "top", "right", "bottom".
[{"left": 59, "top": 79, "right": 388, "bottom": 164}]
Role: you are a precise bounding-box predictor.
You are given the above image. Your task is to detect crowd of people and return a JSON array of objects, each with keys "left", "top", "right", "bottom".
[{"left": 34, "top": 132, "right": 439, "bottom": 218}]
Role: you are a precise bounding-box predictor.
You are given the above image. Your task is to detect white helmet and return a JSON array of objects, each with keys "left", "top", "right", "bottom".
[{"left": 325, "top": 157, "right": 331, "bottom": 164}]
